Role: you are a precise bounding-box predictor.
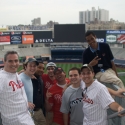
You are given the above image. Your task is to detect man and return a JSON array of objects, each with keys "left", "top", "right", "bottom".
[
  {"left": 42, "top": 62, "right": 57, "bottom": 96},
  {"left": 60, "top": 67, "right": 125, "bottom": 125},
  {"left": 31, "top": 60, "right": 46, "bottom": 125},
  {"left": 0, "top": 51, "right": 34, "bottom": 125},
  {"left": 46, "top": 67, "right": 70, "bottom": 125},
  {"left": 42, "top": 62, "right": 57, "bottom": 125},
  {"left": 83, "top": 31, "right": 124, "bottom": 88},
  {"left": 19, "top": 58, "right": 39, "bottom": 117},
  {"left": 81, "top": 64, "right": 124, "bottom": 125},
  {"left": 60, "top": 67, "right": 83, "bottom": 125}
]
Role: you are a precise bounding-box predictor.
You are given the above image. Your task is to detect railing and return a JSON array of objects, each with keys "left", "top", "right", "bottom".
[{"left": 103, "top": 72, "right": 125, "bottom": 125}]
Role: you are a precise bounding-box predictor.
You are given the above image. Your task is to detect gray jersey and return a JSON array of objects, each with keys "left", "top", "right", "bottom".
[{"left": 60, "top": 84, "right": 83, "bottom": 125}]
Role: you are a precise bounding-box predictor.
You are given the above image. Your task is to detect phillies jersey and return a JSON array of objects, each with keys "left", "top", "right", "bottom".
[
  {"left": 49, "top": 84, "right": 64, "bottom": 125},
  {"left": 42, "top": 74, "right": 57, "bottom": 96},
  {"left": 48, "top": 79, "right": 70, "bottom": 125},
  {"left": 81, "top": 80, "right": 114, "bottom": 125},
  {"left": 0, "top": 70, "right": 34, "bottom": 125}
]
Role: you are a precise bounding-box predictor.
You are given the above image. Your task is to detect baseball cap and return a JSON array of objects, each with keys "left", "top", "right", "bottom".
[
  {"left": 24, "top": 58, "right": 39, "bottom": 65},
  {"left": 46, "top": 62, "right": 57, "bottom": 68},
  {"left": 81, "top": 64, "right": 94, "bottom": 72},
  {"left": 54, "top": 67, "right": 64, "bottom": 74}
]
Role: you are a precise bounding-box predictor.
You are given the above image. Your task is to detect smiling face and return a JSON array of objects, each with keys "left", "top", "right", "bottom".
[
  {"left": 86, "top": 34, "right": 98, "bottom": 49},
  {"left": 69, "top": 70, "right": 81, "bottom": 85},
  {"left": 47, "top": 66, "right": 55, "bottom": 77},
  {"left": 4, "top": 54, "right": 19, "bottom": 73},
  {"left": 81, "top": 67, "right": 94, "bottom": 86},
  {"left": 25, "top": 62, "right": 37, "bottom": 76},
  {"left": 35, "top": 63, "right": 45, "bottom": 76},
  {"left": 54, "top": 70, "right": 66, "bottom": 83}
]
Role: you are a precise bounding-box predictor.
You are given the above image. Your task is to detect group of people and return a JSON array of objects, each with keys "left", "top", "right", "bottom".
[{"left": 0, "top": 31, "right": 125, "bottom": 125}]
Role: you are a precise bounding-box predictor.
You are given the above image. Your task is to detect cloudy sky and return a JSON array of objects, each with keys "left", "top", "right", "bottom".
[{"left": 0, "top": 0, "right": 125, "bottom": 27}]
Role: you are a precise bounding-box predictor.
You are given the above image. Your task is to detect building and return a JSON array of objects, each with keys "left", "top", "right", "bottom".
[
  {"left": 31, "top": 17, "right": 41, "bottom": 25},
  {"left": 79, "top": 7, "right": 109, "bottom": 24},
  {"left": 86, "top": 19, "right": 125, "bottom": 30}
]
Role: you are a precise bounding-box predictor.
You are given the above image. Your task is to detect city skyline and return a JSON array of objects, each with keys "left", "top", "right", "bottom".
[
  {"left": 79, "top": 7, "right": 109, "bottom": 24},
  {"left": 0, "top": 0, "right": 125, "bottom": 27}
]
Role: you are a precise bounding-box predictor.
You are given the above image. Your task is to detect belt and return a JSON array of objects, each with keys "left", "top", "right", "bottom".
[{"left": 34, "top": 108, "right": 41, "bottom": 111}]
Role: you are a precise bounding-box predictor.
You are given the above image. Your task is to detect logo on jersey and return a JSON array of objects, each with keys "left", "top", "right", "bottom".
[
  {"left": 45, "top": 81, "right": 52, "bottom": 89},
  {"left": 83, "top": 96, "right": 93, "bottom": 104},
  {"left": 70, "top": 98, "right": 83, "bottom": 107},
  {"left": 102, "top": 53, "right": 105, "bottom": 56},
  {"left": 54, "top": 94, "right": 62, "bottom": 103},
  {"left": 9, "top": 80, "right": 24, "bottom": 91}
]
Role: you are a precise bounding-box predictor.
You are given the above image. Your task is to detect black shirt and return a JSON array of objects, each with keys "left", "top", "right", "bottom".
[
  {"left": 82, "top": 42, "right": 114, "bottom": 74},
  {"left": 32, "top": 74, "right": 45, "bottom": 114}
]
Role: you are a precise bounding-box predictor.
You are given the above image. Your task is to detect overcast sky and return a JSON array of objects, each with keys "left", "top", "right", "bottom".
[{"left": 0, "top": 0, "right": 125, "bottom": 27}]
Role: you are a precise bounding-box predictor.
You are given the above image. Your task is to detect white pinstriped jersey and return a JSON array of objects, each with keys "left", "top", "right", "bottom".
[
  {"left": 0, "top": 70, "right": 34, "bottom": 125},
  {"left": 81, "top": 79, "right": 114, "bottom": 125}
]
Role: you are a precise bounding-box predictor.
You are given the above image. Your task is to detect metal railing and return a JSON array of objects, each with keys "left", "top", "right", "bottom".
[{"left": 103, "top": 72, "right": 125, "bottom": 125}]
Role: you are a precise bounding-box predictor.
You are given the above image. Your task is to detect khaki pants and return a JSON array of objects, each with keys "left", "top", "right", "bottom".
[
  {"left": 33, "top": 109, "right": 46, "bottom": 125},
  {"left": 46, "top": 112, "right": 53, "bottom": 125},
  {"left": 95, "top": 68, "right": 125, "bottom": 88}
]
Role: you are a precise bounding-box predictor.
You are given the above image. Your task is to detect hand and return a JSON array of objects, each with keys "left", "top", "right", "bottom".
[
  {"left": 18, "top": 69, "right": 24, "bottom": 74},
  {"left": 31, "top": 75, "right": 37, "bottom": 79},
  {"left": 115, "top": 89, "right": 125, "bottom": 98},
  {"left": 46, "top": 90, "right": 52, "bottom": 100},
  {"left": 89, "top": 56, "right": 101, "bottom": 66},
  {"left": 118, "top": 106, "right": 125, "bottom": 117},
  {"left": 28, "top": 102, "right": 35, "bottom": 110}
]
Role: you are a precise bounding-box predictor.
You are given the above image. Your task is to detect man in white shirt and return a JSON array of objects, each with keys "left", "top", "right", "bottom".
[
  {"left": 60, "top": 67, "right": 125, "bottom": 125},
  {"left": 81, "top": 64, "right": 124, "bottom": 125},
  {"left": 0, "top": 51, "right": 34, "bottom": 125}
]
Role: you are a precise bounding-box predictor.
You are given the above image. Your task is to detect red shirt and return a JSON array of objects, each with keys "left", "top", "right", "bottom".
[
  {"left": 42, "top": 74, "right": 57, "bottom": 96},
  {"left": 48, "top": 79, "right": 70, "bottom": 125}
]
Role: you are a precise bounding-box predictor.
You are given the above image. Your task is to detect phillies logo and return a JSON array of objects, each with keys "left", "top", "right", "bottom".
[
  {"left": 54, "top": 94, "right": 62, "bottom": 103},
  {"left": 9, "top": 80, "right": 24, "bottom": 91},
  {"left": 45, "top": 82, "right": 53, "bottom": 89},
  {"left": 83, "top": 97, "right": 93, "bottom": 104}
]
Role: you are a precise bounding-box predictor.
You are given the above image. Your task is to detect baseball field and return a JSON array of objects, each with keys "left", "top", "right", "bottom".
[{"left": 18, "top": 63, "right": 125, "bottom": 85}]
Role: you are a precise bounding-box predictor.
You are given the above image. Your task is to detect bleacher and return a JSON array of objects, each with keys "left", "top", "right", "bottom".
[
  {"left": 50, "top": 44, "right": 85, "bottom": 62},
  {"left": 0, "top": 47, "right": 51, "bottom": 58},
  {"left": 111, "top": 48, "right": 125, "bottom": 59}
]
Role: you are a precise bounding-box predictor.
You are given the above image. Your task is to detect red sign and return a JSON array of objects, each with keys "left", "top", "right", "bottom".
[
  {"left": 0, "top": 32, "right": 3, "bottom": 35},
  {"left": 0, "top": 36, "right": 10, "bottom": 44},
  {"left": 117, "top": 34, "right": 125, "bottom": 43}
]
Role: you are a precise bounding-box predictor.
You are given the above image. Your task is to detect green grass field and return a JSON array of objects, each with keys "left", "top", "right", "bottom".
[{"left": 18, "top": 63, "right": 125, "bottom": 85}]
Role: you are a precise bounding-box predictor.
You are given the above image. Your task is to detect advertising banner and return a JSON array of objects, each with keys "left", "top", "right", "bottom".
[
  {"left": 88, "top": 30, "right": 106, "bottom": 43},
  {"left": 22, "top": 35, "right": 34, "bottom": 44},
  {"left": 10, "top": 31, "right": 22, "bottom": 44},
  {"left": 33, "top": 31, "right": 53, "bottom": 43},
  {"left": 106, "top": 30, "right": 125, "bottom": 44},
  {"left": 0, "top": 32, "right": 10, "bottom": 45},
  {"left": 22, "top": 31, "right": 34, "bottom": 44},
  {"left": 117, "top": 34, "right": 125, "bottom": 43}
]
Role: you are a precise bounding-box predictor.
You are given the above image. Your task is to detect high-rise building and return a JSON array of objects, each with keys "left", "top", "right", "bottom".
[
  {"left": 79, "top": 7, "right": 109, "bottom": 24},
  {"left": 31, "top": 17, "right": 41, "bottom": 25}
]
